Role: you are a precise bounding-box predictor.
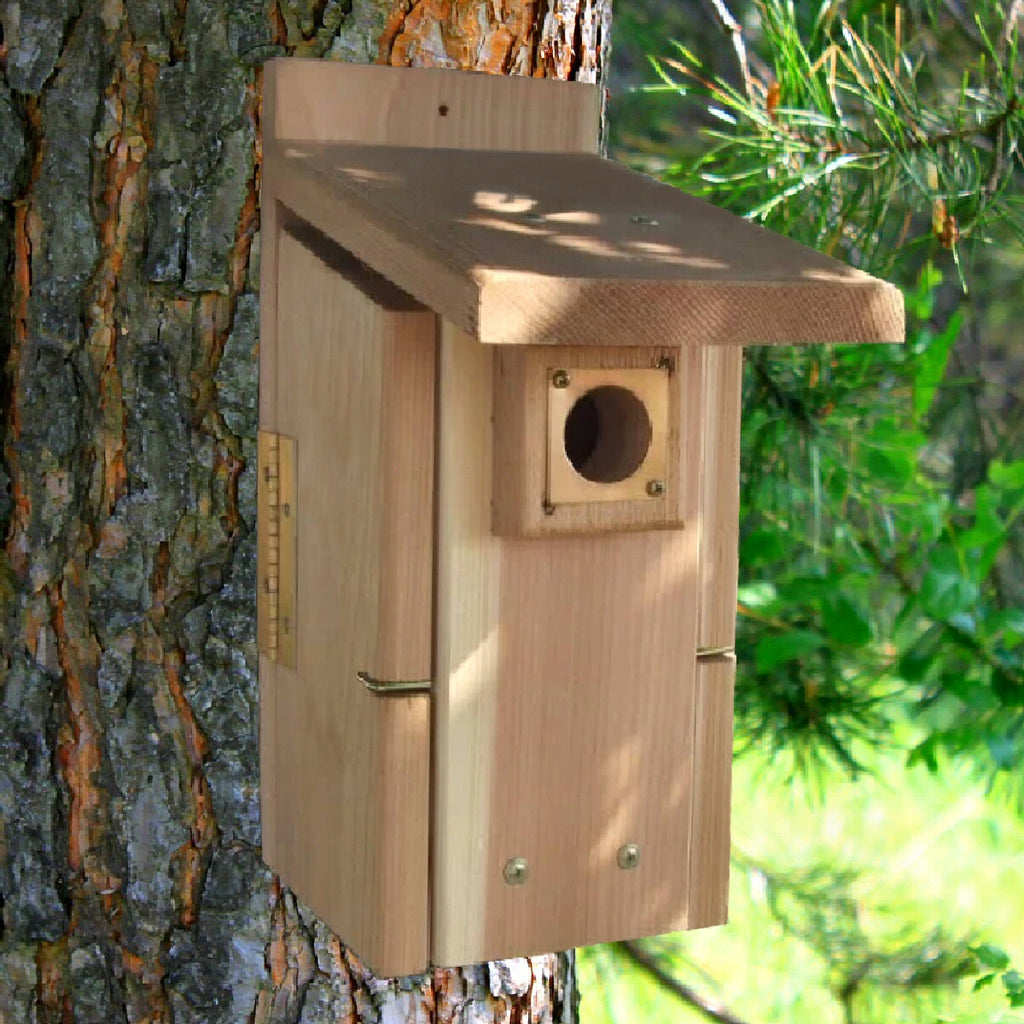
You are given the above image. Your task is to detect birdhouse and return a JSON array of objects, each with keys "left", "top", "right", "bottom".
[{"left": 256, "top": 58, "right": 904, "bottom": 977}]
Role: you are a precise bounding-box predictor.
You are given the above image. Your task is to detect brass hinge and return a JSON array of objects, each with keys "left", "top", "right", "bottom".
[{"left": 257, "top": 431, "right": 297, "bottom": 668}]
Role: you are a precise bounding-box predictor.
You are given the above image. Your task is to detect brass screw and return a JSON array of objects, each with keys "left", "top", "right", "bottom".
[
  {"left": 551, "top": 369, "right": 571, "bottom": 389},
  {"left": 646, "top": 479, "right": 665, "bottom": 498},
  {"left": 503, "top": 857, "right": 529, "bottom": 886},
  {"left": 617, "top": 844, "right": 640, "bottom": 870}
]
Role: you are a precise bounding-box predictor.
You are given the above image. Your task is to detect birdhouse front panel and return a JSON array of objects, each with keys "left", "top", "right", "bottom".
[
  {"left": 257, "top": 59, "right": 903, "bottom": 978},
  {"left": 432, "top": 321, "right": 718, "bottom": 965}
]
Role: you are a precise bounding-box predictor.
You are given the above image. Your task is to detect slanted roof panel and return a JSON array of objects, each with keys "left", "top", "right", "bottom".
[{"left": 270, "top": 141, "right": 904, "bottom": 346}]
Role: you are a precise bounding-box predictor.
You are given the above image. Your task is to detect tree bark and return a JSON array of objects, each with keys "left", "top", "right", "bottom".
[{"left": 0, "top": 1, "right": 609, "bottom": 1021}]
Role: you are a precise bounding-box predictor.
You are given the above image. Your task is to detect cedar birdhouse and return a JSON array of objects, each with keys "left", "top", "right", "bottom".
[{"left": 256, "top": 59, "right": 904, "bottom": 976}]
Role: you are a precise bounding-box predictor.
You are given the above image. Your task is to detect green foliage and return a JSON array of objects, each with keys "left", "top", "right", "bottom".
[
  {"left": 967, "top": 945, "right": 1024, "bottom": 1012},
  {"left": 728, "top": 260, "right": 1024, "bottom": 784},
  {"left": 651, "top": 0, "right": 1024, "bottom": 286},
  {"left": 747, "top": 855, "right": 978, "bottom": 1019}
]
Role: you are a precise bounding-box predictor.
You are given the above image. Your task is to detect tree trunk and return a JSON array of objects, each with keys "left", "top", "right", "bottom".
[{"left": 0, "top": 1, "right": 610, "bottom": 1021}]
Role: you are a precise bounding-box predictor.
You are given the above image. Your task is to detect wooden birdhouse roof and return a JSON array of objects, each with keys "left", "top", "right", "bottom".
[{"left": 268, "top": 140, "right": 904, "bottom": 348}]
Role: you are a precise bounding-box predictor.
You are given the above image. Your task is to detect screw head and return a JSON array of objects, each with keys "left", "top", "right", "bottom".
[
  {"left": 551, "top": 369, "right": 571, "bottom": 389},
  {"left": 542, "top": 500, "right": 556, "bottom": 517},
  {"left": 630, "top": 214, "right": 660, "bottom": 227},
  {"left": 617, "top": 844, "right": 641, "bottom": 870},
  {"left": 646, "top": 479, "right": 665, "bottom": 498},
  {"left": 503, "top": 857, "right": 529, "bottom": 885}
]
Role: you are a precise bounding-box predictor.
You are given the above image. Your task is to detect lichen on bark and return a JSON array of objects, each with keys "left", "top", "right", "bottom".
[{"left": 0, "top": 0, "right": 608, "bottom": 1020}]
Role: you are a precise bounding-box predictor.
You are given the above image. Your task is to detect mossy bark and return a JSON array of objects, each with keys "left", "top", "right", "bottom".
[{"left": 0, "top": 1, "right": 610, "bottom": 1021}]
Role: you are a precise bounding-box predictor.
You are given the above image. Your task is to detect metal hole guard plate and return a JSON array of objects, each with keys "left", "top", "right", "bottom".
[{"left": 546, "top": 366, "right": 670, "bottom": 506}]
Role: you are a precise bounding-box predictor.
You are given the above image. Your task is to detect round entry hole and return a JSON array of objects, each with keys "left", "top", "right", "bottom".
[{"left": 563, "top": 385, "right": 652, "bottom": 484}]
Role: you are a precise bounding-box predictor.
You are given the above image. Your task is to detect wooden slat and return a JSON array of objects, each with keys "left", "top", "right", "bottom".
[
  {"left": 261, "top": 228, "right": 435, "bottom": 977},
  {"left": 698, "top": 346, "right": 744, "bottom": 650},
  {"left": 687, "top": 655, "right": 735, "bottom": 930},
  {"left": 270, "top": 141, "right": 905, "bottom": 349},
  {"left": 264, "top": 58, "right": 601, "bottom": 152},
  {"left": 432, "top": 320, "right": 703, "bottom": 966}
]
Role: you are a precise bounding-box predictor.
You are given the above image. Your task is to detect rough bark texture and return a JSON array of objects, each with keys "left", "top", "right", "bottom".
[{"left": 0, "top": 1, "right": 608, "bottom": 1021}]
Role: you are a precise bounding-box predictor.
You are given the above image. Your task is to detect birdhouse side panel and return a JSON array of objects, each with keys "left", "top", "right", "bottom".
[
  {"left": 260, "top": 226, "right": 434, "bottom": 977},
  {"left": 697, "top": 346, "right": 743, "bottom": 652},
  {"left": 687, "top": 654, "right": 735, "bottom": 929}
]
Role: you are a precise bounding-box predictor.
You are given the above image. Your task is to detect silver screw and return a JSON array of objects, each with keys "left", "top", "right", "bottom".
[
  {"left": 551, "top": 369, "right": 570, "bottom": 389},
  {"left": 631, "top": 215, "right": 660, "bottom": 227},
  {"left": 503, "top": 857, "right": 529, "bottom": 885},
  {"left": 646, "top": 479, "right": 665, "bottom": 498},
  {"left": 617, "top": 844, "right": 640, "bottom": 870}
]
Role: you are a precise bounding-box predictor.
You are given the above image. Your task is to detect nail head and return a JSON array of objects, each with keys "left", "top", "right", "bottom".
[
  {"left": 503, "top": 857, "right": 529, "bottom": 885},
  {"left": 617, "top": 844, "right": 640, "bottom": 869}
]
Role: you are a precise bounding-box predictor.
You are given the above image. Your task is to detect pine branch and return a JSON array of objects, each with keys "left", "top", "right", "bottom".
[
  {"left": 1000, "top": 0, "right": 1024, "bottom": 60},
  {"left": 701, "top": 0, "right": 753, "bottom": 100},
  {"left": 615, "top": 942, "right": 756, "bottom": 1024}
]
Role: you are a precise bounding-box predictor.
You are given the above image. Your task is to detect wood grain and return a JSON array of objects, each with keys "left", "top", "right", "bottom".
[
  {"left": 264, "top": 58, "right": 601, "bottom": 152},
  {"left": 260, "top": 228, "right": 435, "bottom": 977},
  {"left": 269, "top": 140, "right": 905, "bottom": 348},
  {"left": 687, "top": 655, "right": 735, "bottom": 930},
  {"left": 433, "top": 321, "right": 703, "bottom": 966},
  {"left": 697, "top": 346, "right": 744, "bottom": 650},
  {"left": 492, "top": 346, "right": 703, "bottom": 536}
]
